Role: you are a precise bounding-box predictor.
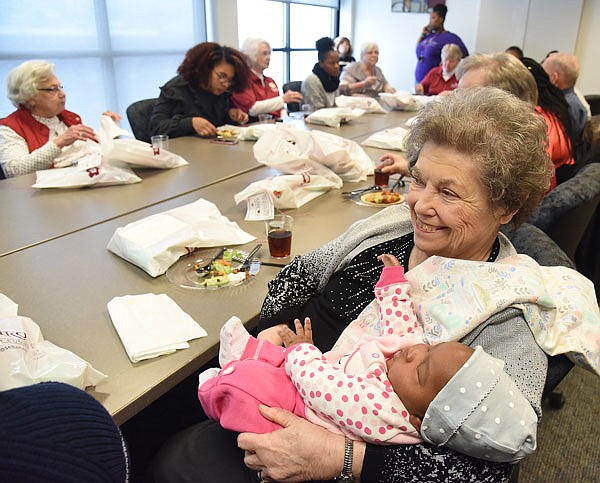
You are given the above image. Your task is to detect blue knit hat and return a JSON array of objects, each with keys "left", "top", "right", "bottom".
[{"left": 0, "top": 382, "right": 129, "bottom": 482}]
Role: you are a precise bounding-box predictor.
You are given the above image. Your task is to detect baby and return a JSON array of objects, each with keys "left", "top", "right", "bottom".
[{"left": 198, "top": 255, "right": 538, "bottom": 463}]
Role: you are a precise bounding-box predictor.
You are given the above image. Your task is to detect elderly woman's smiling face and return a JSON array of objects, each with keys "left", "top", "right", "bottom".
[{"left": 407, "top": 142, "right": 513, "bottom": 263}]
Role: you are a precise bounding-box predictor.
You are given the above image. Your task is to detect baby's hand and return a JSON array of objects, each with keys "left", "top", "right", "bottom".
[
  {"left": 280, "top": 318, "right": 313, "bottom": 347},
  {"left": 378, "top": 253, "right": 401, "bottom": 267}
]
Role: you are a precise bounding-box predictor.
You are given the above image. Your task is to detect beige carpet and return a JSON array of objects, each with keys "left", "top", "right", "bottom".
[{"left": 519, "top": 366, "right": 600, "bottom": 483}]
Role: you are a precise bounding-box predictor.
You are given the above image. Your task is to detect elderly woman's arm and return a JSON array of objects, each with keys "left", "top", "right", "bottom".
[
  {"left": 239, "top": 406, "right": 511, "bottom": 483},
  {"left": 0, "top": 126, "right": 62, "bottom": 177}
]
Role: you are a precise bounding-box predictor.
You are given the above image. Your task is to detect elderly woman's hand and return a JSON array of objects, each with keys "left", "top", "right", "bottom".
[
  {"left": 257, "top": 324, "right": 287, "bottom": 346},
  {"left": 364, "top": 75, "right": 377, "bottom": 87},
  {"left": 378, "top": 152, "right": 410, "bottom": 176},
  {"left": 239, "top": 405, "right": 363, "bottom": 482},
  {"left": 192, "top": 117, "right": 217, "bottom": 137},
  {"left": 229, "top": 108, "right": 249, "bottom": 125},
  {"left": 282, "top": 90, "right": 303, "bottom": 105},
  {"left": 102, "top": 110, "right": 122, "bottom": 123},
  {"left": 53, "top": 123, "right": 99, "bottom": 148}
]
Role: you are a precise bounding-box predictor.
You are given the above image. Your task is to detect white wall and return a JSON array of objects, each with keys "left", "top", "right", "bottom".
[{"left": 576, "top": 0, "right": 600, "bottom": 94}]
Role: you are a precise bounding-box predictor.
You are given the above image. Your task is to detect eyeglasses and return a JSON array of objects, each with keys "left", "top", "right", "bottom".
[
  {"left": 214, "top": 71, "right": 235, "bottom": 87},
  {"left": 37, "top": 85, "right": 64, "bottom": 93}
]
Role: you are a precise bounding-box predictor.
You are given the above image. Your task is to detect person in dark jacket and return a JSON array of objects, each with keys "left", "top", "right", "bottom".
[{"left": 149, "top": 42, "right": 251, "bottom": 138}]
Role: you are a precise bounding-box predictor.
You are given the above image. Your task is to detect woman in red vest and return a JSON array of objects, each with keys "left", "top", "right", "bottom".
[
  {"left": 231, "top": 38, "right": 303, "bottom": 121},
  {"left": 0, "top": 60, "right": 120, "bottom": 178}
]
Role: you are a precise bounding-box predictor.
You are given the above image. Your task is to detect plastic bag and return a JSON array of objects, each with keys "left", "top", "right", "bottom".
[
  {"left": 305, "top": 107, "right": 365, "bottom": 128},
  {"left": 106, "top": 138, "right": 188, "bottom": 169},
  {"left": 253, "top": 128, "right": 343, "bottom": 187},
  {"left": 107, "top": 198, "right": 256, "bottom": 277},
  {"left": 32, "top": 152, "right": 142, "bottom": 189},
  {"left": 335, "top": 95, "right": 387, "bottom": 114},
  {"left": 0, "top": 312, "right": 107, "bottom": 391},
  {"left": 378, "top": 91, "right": 419, "bottom": 111},
  {"left": 253, "top": 126, "right": 372, "bottom": 183},
  {"left": 361, "top": 126, "right": 410, "bottom": 151},
  {"left": 234, "top": 173, "right": 339, "bottom": 209},
  {"left": 310, "top": 130, "right": 374, "bottom": 182}
]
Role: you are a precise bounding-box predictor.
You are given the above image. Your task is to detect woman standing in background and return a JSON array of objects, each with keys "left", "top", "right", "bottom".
[{"left": 415, "top": 3, "right": 468, "bottom": 83}]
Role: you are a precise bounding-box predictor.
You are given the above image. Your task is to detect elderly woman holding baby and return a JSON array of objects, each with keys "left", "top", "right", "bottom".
[{"left": 151, "top": 87, "right": 596, "bottom": 483}]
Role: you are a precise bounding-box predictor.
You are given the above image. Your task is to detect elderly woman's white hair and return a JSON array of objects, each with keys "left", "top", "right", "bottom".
[
  {"left": 360, "top": 42, "right": 379, "bottom": 58},
  {"left": 6, "top": 60, "right": 55, "bottom": 108},
  {"left": 241, "top": 38, "right": 270, "bottom": 65},
  {"left": 441, "top": 43, "right": 463, "bottom": 61}
]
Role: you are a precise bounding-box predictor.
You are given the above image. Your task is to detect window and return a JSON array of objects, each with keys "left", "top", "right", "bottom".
[
  {"left": 0, "top": 0, "right": 206, "bottom": 132},
  {"left": 237, "top": 0, "right": 338, "bottom": 88}
]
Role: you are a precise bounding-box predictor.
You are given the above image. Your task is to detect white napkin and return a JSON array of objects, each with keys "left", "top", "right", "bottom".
[
  {"left": 107, "top": 293, "right": 207, "bottom": 363},
  {"left": 107, "top": 198, "right": 256, "bottom": 277}
]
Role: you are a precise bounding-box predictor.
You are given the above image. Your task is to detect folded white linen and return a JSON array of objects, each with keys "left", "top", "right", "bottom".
[
  {"left": 107, "top": 198, "right": 256, "bottom": 277},
  {"left": 107, "top": 293, "right": 207, "bottom": 363}
]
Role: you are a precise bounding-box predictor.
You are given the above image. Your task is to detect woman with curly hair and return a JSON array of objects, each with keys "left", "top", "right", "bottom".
[{"left": 150, "top": 42, "right": 251, "bottom": 138}]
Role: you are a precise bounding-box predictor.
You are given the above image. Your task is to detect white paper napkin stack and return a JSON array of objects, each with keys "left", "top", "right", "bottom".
[{"left": 107, "top": 293, "right": 207, "bottom": 363}]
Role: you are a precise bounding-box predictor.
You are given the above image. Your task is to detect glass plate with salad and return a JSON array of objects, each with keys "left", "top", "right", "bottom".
[{"left": 166, "top": 247, "right": 260, "bottom": 290}]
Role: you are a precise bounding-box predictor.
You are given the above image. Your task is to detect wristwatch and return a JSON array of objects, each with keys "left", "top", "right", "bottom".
[{"left": 334, "top": 437, "right": 355, "bottom": 481}]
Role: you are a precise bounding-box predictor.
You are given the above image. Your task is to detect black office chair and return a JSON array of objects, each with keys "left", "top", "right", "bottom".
[
  {"left": 584, "top": 94, "right": 600, "bottom": 116},
  {"left": 527, "top": 162, "right": 600, "bottom": 266},
  {"left": 126, "top": 98, "right": 157, "bottom": 143},
  {"left": 283, "top": 81, "right": 302, "bottom": 112},
  {"left": 504, "top": 222, "right": 576, "bottom": 483}
]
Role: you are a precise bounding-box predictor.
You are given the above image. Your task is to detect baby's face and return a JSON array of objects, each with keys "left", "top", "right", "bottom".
[{"left": 386, "top": 342, "right": 473, "bottom": 423}]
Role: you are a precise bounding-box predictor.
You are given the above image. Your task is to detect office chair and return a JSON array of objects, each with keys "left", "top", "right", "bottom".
[
  {"left": 584, "top": 94, "right": 600, "bottom": 116},
  {"left": 283, "top": 81, "right": 302, "bottom": 112},
  {"left": 527, "top": 162, "right": 600, "bottom": 266},
  {"left": 504, "top": 223, "right": 576, "bottom": 483},
  {"left": 126, "top": 98, "right": 158, "bottom": 143}
]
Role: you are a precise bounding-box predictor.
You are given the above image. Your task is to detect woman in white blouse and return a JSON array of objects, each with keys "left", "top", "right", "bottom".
[{"left": 0, "top": 60, "right": 120, "bottom": 178}]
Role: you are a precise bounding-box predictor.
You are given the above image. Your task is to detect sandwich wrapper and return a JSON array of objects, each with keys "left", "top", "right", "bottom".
[
  {"left": 107, "top": 293, "right": 207, "bottom": 363},
  {"left": 107, "top": 198, "right": 255, "bottom": 277},
  {"left": 0, "top": 294, "right": 107, "bottom": 391}
]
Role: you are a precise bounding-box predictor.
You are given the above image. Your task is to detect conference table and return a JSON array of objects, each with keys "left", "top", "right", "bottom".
[{"left": 0, "top": 109, "right": 413, "bottom": 425}]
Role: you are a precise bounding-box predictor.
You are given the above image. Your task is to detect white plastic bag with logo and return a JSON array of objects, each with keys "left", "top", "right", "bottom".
[
  {"left": 234, "top": 173, "right": 338, "bottom": 210},
  {"left": 253, "top": 127, "right": 343, "bottom": 187},
  {"left": 310, "top": 130, "right": 373, "bottom": 182},
  {"left": 0, "top": 294, "right": 107, "bottom": 391},
  {"left": 335, "top": 95, "right": 387, "bottom": 114},
  {"left": 106, "top": 138, "right": 188, "bottom": 169},
  {"left": 305, "top": 107, "right": 365, "bottom": 128},
  {"left": 378, "top": 91, "right": 419, "bottom": 111},
  {"left": 33, "top": 152, "right": 141, "bottom": 188}
]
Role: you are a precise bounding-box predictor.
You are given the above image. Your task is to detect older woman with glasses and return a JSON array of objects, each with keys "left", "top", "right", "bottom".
[
  {"left": 150, "top": 42, "right": 251, "bottom": 139},
  {"left": 0, "top": 60, "right": 121, "bottom": 178}
]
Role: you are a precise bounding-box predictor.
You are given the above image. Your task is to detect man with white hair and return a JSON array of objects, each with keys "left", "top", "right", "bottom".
[{"left": 542, "top": 52, "right": 587, "bottom": 138}]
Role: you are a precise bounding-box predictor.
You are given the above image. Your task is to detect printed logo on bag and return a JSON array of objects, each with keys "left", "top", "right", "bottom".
[
  {"left": 86, "top": 167, "right": 100, "bottom": 178},
  {"left": 153, "top": 146, "right": 160, "bottom": 155},
  {"left": 273, "top": 190, "right": 283, "bottom": 199},
  {"left": 0, "top": 330, "right": 27, "bottom": 339},
  {"left": 301, "top": 172, "right": 311, "bottom": 184}
]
